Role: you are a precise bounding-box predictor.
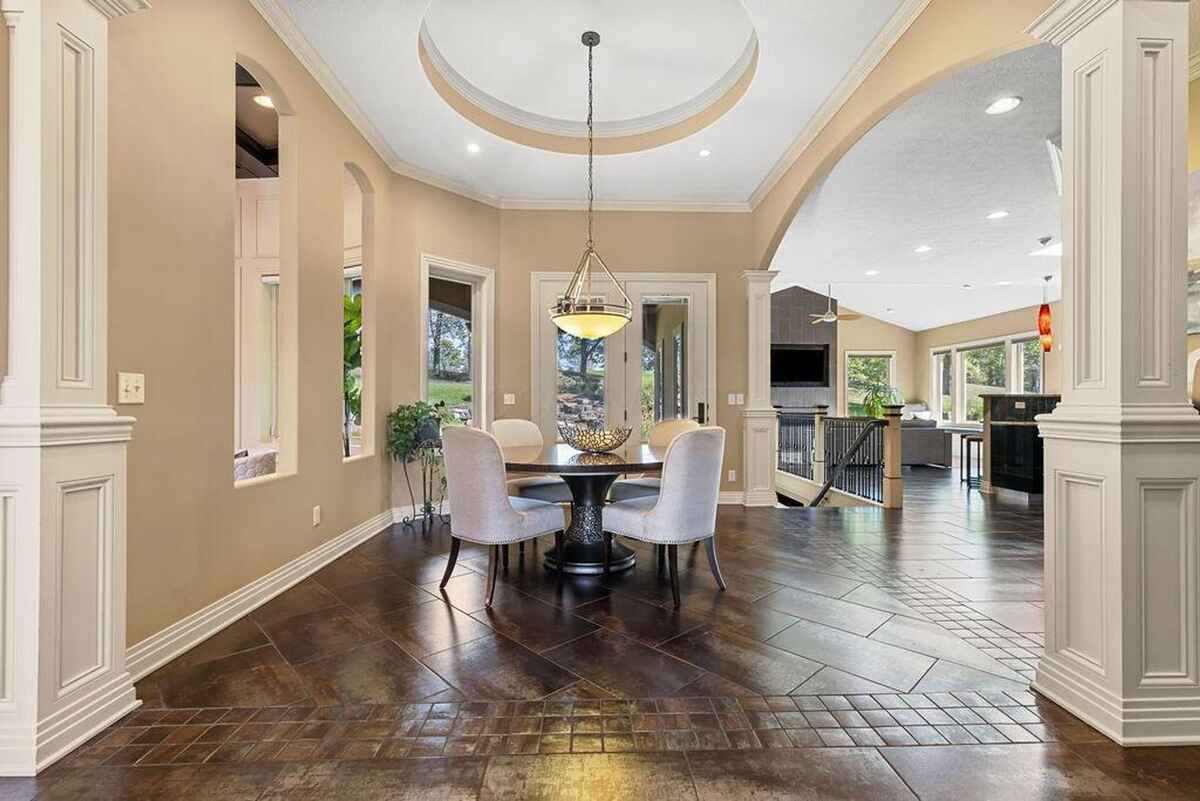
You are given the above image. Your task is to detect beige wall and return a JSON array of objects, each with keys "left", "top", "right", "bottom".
[
  {"left": 837, "top": 311, "right": 918, "bottom": 413},
  {"left": 912, "top": 304, "right": 1063, "bottom": 404},
  {"left": 110, "top": 0, "right": 403, "bottom": 644}
]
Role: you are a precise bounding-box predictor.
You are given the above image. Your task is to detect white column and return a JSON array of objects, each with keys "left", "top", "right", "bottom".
[
  {"left": 1028, "top": 0, "right": 1200, "bottom": 745},
  {"left": 0, "top": 0, "right": 147, "bottom": 775},
  {"left": 741, "top": 269, "right": 778, "bottom": 506}
]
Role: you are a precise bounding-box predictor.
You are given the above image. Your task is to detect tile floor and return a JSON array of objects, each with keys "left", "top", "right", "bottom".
[{"left": 16, "top": 467, "right": 1200, "bottom": 799}]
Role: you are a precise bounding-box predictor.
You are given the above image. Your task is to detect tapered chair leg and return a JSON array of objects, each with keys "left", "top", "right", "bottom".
[
  {"left": 519, "top": 542, "right": 525, "bottom": 558},
  {"left": 485, "top": 545, "right": 499, "bottom": 608},
  {"left": 602, "top": 532, "right": 612, "bottom": 576},
  {"left": 502, "top": 544, "right": 509, "bottom": 568},
  {"left": 667, "top": 544, "right": 681, "bottom": 609},
  {"left": 554, "top": 532, "right": 565, "bottom": 589},
  {"left": 704, "top": 535, "right": 727, "bottom": 591},
  {"left": 657, "top": 544, "right": 667, "bottom": 578},
  {"left": 440, "top": 537, "right": 461, "bottom": 589}
]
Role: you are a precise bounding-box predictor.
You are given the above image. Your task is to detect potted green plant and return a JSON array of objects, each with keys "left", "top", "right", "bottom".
[
  {"left": 386, "top": 400, "right": 457, "bottom": 526},
  {"left": 861, "top": 382, "right": 903, "bottom": 419}
]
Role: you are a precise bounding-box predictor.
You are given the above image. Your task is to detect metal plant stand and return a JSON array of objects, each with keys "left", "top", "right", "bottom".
[{"left": 401, "top": 440, "right": 448, "bottom": 529}]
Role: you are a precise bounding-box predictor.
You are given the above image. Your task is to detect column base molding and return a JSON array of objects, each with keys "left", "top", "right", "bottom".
[
  {"left": 1035, "top": 656, "right": 1200, "bottom": 745},
  {"left": 0, "top": 406, "right": 135, "bottom": 447},
  {"left": 742, "top": 407, "right": 778, "bottom": 507},
  {"left": 1038, "top": 402, "right": 1200, "bottom": 444}
]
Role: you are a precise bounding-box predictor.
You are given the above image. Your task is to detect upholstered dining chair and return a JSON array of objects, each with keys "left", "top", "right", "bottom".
[
  {"left": 441, "top": 426, "right": 566, "bottom": 607},
  {"left": 608, "top": 418, "right": 700, "bottom": 502},
  {"left": 602, "top": 426, "right": 726, "bottom": 608},
  {"left": 490, "top": 418, "right": 571, "bottom": 564}
]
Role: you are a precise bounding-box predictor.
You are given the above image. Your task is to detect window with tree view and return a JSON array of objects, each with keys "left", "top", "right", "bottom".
[
  {"left": 426, "top": 277, "right": 473, "bottom": 423},
  {"left": 1019, "top": 338, "right": 1043, "bottom": 393},
  {"left": 962, "top": 343, "right": 1006, "bottom": 421},
  {"left": 557, "top": 330, "right": 605, "bottom": 431},
  {"left": 846, "top": 354, "right": 894, "bottom": 417},
  {"left": 934, "top": 351, "right": 952, "bottom": 422}
]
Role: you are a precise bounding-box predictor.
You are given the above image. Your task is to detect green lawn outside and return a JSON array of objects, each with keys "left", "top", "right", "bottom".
[{"left": 429, "top": 379, "right": 471, "bottom": 408}]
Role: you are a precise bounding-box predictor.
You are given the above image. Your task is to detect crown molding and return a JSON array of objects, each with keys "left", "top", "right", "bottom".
[
  {"left": 745, "top": 0, "right": 932, "bottom": 210},
  {"left": 419, "top": 19, "right": 758, "bottom": 140},
  {"left": 245, "top": 0, "right": 498, "bottom": 207},
  {"left": 1025, "top": 0, "right": 1120, "bottom": 44},
  {"left": 87, "top": 0, "right": 150, "bottom": 18}
]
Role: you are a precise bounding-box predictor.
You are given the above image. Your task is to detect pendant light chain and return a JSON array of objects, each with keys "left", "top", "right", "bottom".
[{"left": 586, "top": 38, "right": 594, "bottom": 250}]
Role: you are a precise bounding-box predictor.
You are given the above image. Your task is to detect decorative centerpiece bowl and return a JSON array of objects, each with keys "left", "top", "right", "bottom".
[{"left": 558, "top": 423, "right": 632, "bottom": 454}]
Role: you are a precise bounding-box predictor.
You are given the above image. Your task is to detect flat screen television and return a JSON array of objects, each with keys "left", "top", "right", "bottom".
[{"left": 771, "top": 344, "right": 829, "bottom": 388}]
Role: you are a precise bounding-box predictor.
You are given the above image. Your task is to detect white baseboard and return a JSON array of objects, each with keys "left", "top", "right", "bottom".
[
  {"left": 32, "top": 674, "right": 138, "bottom": 775},
  {"left": 718, "top": 491, "right": 745, "bottom": 506},
  {"left": 125, "top": 508, "right": 396, "bottom": 681}
]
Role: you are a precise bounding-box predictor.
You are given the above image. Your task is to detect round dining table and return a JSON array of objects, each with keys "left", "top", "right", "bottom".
[{"left": 502, "top": 442, "right": 665, "bottom": 575}]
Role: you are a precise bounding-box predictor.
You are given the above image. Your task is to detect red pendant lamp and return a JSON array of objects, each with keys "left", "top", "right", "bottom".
[{"left": 1037, "top": 275, "right": 1053, "bottom": 352}]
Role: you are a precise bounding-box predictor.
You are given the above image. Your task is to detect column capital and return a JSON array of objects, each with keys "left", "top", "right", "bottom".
[
  {"left": 1028, "top": 0, "right": 1186, "bottom": 44},
  {"left": 740, "top": 269, "right": 779, "bottom": 284}
]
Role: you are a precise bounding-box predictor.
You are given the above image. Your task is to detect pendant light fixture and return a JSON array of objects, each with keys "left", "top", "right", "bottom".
[
  {"left": 548, "top": 31, "right": 632, "bottom": 341},
  {"left": 1038, "top": 274, "right": 1053, "bottom": 352}
]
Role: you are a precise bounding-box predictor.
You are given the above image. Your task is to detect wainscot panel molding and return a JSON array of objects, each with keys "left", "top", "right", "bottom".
[
  {"left": 125, "top": 509, "right": 396, "bottom": 682},
  {"left": 0, "top": 0, "right": 150, "bottom": 774},
  {"left": 1028, "top": 0, "right": 1200, "bottom": 745}
]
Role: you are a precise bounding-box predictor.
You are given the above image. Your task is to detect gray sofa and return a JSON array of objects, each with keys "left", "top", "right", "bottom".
[{"left": 900, "top": 405, "right": 951, "bottom": 467}]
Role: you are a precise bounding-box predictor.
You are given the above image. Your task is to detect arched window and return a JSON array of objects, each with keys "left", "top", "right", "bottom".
[
  {"left": 342, "top": 164, "right": 373, "bottom": 458},
  {"left": 233, "top": 60, "right": 296, "bottom": 484}
]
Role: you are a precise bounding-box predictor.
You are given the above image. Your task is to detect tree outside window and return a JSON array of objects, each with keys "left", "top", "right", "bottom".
[
  {"left": 962, "top": 344, "right": 1006, "bottom": 421},
  {"left": 846, "top": 354, "right": 895, "bottom": 417},
  {"left": 426, "top": 307, "right": 473, "bottom": 423}
]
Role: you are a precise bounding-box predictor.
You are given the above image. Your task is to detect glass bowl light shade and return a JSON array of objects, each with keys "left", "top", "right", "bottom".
[{"left": 549, "top": 302, "right": 631, "bottom": 339}]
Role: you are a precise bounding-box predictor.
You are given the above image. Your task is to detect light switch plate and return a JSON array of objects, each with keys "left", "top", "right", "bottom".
[
  {"left": 503, "top": 393, "right": 516, "bottom": 406},
  {"left": 727, "top": 469, "right": 737, "bottom": 482},
  {"left": 117, "top": 372, "right": 145, "bottom": 404},
  {"left": 312, "top": 505, "right": 321, "bottom": 526}
]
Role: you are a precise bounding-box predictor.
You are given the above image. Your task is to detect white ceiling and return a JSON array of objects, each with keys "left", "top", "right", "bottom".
[
  {"left": 771, "top": 44, "right": 1063, "bottom": 332},
  {"left": 277, "top": 0, "right": 907, "bottom": 206}
]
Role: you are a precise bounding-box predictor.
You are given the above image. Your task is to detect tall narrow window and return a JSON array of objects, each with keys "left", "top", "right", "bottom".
[
  {"left": 933, "top": 351, "right": 953, "bottom": 422},
  {"left": 427, "top": 276, "right": 473, "bottom": 424},
  {"left": 1016, "top": 338, "right": 1043, "bottom": 393},
  {"left": 234, "top": 63, "right": 283, "bottom": 481},
  {"left": 961, "top": 343, "right": 1007, "bottom": 421},
  {"left": 638, "top": 300, "right": 688, "bottom": 437},
  {"left": 846, "top": 353, "right": 895, "bottom": 416},
  {"left": 342, "top": 167, "right": 365, "bottom": 457}
]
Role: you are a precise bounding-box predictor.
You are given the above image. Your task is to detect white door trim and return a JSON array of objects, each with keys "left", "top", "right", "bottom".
[
  {"left": 419, "top": 254, "right": 496, "bottom": 429},
  {"left": 530, "top": 272, "right": 717, "bottom": 438}
]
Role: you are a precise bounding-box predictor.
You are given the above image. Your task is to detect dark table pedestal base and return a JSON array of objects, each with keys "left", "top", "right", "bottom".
[{"left": 542, "top": 473, "right": 636, "bottom": 575}]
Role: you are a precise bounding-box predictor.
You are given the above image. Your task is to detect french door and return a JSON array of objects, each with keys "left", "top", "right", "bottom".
[{"left": 531, "top": 273, "right": 714, "bottom": 445}]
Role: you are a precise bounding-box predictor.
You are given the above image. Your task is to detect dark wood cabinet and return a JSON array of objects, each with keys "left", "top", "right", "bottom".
[{"left": 983, "top": 394, "right": 1060, "bottom": 495}]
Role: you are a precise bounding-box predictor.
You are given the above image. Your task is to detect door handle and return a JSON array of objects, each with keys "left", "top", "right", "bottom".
[{"left": 694, "top": 402, "right": 707, "bottom": 425}]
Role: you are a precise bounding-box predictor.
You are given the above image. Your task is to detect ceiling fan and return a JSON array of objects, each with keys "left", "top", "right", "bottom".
[{"left": 810, "top": 284, "right": 861, "bottom": 324}]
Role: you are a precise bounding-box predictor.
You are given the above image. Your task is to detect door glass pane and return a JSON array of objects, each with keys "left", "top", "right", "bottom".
[
  {"left": 639, "top": 301, "right": 688, "bottom": 438},
  {"left": 257, "top": 277, "right": 279, "bottom": 442},
  {"left": 557, "top": 330, "right": 606, "bottom": 430},
  {"left": 427, "top": 276, "right": 473, "bottom": 424},
  {"left": 963, "top": 343, "right": 1007, "bottom": 421},
  {"left": 846, "top": 354, "right": 892, "bottom": 416},
  {"left": 935, "top": 351, "right": 952, "bottom": 422},
  {"left": 1020, "top": 339, "right": 1043, "bottom": 393}
]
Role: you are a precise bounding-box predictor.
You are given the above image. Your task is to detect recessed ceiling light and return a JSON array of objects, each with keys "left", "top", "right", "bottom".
[
  {"left": 986, "top": 210, "right": 1010, "bottom": 220},
  {"left": 962, "top": 283, "right": 974, "bottom": 290},
  {"left": 253, "top": 94, "right": 274, "bottom": 109},
  {"left": 466, "top": 142, "right": 481, "bottom": 154},
  {"left": 698, "top": 148, "right": 711, "bottom": 158},
  {"left": 865, "top": 270, "right": 880, "bottom": 276},
  {"left": 995, "top": 280, "right": 1014, "bottom": 286},
  {"left": 914, "top": 245, "right": 932, "bottom": 253},
  {"left": 1030, "top": 241, "right": 1062, "bottom": 257},
  {"left": 985, "top": 96, "right": 1022, "bottom": 115}
]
